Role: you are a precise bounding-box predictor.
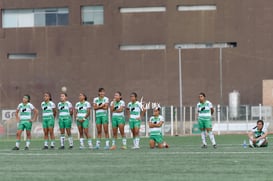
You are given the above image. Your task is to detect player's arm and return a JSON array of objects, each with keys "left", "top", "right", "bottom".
[
  {"left": 248, "top": 131, "right": 254, "bottom": 141},
  {"left": 31, "top": 108, "right": 39, "bottom": 122},
  {"left": 154, "top": 121, "right": 164, "bottom": 128},
  {"left": 74, "top": 108, "right": 78, "bottom": 120},
  {"left": 85, "top": 108, "right": 91, "bottom": 119},
  {"left": 110, "top": 101, "right": 115, "bottom": 112},
  {"left": 257, "top": 132, "right": 268, "bottom": 141},
  {"left": 102, "top": 102, "right": 109, "bottom": 110},
  {"left": 53, "top": 108, "right": 57, "bottom": 118},
  {"left": 115, "top": 105, "right": 125, "bottom": 113},
  {"left": 93, "top": 103, "right": 100, "bottom": 110},
  {"left": 211, "top": 107, "right": 214, "bottom": 115},
  {"left": 15, "top": 109, "right": 20, "bottom": 122}
]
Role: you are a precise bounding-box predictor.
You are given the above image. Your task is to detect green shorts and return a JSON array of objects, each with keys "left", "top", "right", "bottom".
[
  {"left": 112, "top": 116, "right": 125, "bottom": 128},
  {"left": 129, "top": 118, "right": 141, "bottom": 129},
  {"left": 150, "top": 134, "right": 164, "bottom": 144},
  {"left": 59, "top": 117, "right": 72, "bottom": 129},
  {"left": 42, "top": 117, "right": 55, "bottom": 128},
  {"left": 198, "top": 117, "right": 212, "bottom": 129},
  {"left": 77, "top": 118, "right": 89, "bottom": 128},
  {"left": 96, "top": 116, "right": 108, "bottom": 125},
  {"left": 18, "top": 120, "right": 32, "bottom": 131}
]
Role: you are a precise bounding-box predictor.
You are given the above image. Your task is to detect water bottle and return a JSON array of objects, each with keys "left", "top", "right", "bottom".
[{"left": 243, "top": 140, "right": 247, "bottom": 148}]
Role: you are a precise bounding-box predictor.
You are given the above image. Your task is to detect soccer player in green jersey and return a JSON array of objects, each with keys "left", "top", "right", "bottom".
[
  {"left": 149, "top": 107, "right": 169, "bottom": 149},
  {"left": 197, "top": 92, "right": 216, "bottom": 148},
  {"left": 12, "top": 95, "right": 38, "bottom": 150},
  {"left": 75, "top": 93, "right": 93, "bottom": 149},
  {"left": 126, "top": 92, "right": 145, "bottom": 149},
  {"left": 41, "top": 92, "right": 57, "bottom": 149},
  {"left": 57, "top": 93, "right": 73, "bottom": 149},
  {"left": 110, "top": 91, "right": 127, "bottom": 150},
  {"left": 93, "top": 88, "right": 110, "bottom": 150},
  {"left": 248, "top": 120, "right": 268, "bottom": 148}
]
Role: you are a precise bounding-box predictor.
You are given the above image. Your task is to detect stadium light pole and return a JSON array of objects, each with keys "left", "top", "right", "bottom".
[
  {"left": 175, "top": 42, "right": 237, "bottom": 123},
  {"left": 178, "top": 47, "right": 183, "bottom": 134}
]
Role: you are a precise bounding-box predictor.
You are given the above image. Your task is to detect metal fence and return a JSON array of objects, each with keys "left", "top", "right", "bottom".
[{"left": 0, "top": 104, "right": 271, "bottom": 139}]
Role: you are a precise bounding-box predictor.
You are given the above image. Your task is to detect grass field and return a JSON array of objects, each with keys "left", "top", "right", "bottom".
[{"left": 0, "top": 135, "right": 273, "bottom": 181}]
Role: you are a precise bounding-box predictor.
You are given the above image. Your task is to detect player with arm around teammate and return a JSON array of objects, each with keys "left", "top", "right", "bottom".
[
  {"left": 41, "top": 92, "right": 57, "bottom": 149},
  {"left": 58, "top": 93, "right": 74, "bottom": 149},
  {"left": 12, "top": 95, "right": 38, "bottom": 150},
  {"left": 149, "top": 106, "right": 169, "bottom": 149},
  {"left": 110, "top": 91, "right": 127, "bottom": 150},
  {"left": 197, "top": 92, "right": 217, "bottom": 149},
  {"left": 248, "top": 120, "right": 268, "bottom": 148}
]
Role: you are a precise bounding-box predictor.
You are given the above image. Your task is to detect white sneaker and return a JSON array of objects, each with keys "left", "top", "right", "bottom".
[
  {"left": 132, "top": 146, "right": 140, "bottom": 149},
  {"left": 79, "top": 145, "right": 85, "bottom": 150}
]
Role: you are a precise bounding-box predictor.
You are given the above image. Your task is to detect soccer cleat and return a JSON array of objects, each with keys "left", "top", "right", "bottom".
[
  {"left": 58, "top": 146, "right": 65, "bottom": 150},
  {"left": 69, "top": 146, "right": 73, "bottom": 149},
  {"left": 121, "top": 145, "right": 127, "bottom": 150},
  {"left": 249, "top": 144, "right": 254, "bottom": 148},
  {"left": 201, "top": 144, "right": 208, "bottom": 149},
  {"left": 88, "top": 145, "right": 93, "bottom": 150},
  {"left": 12, "top": 146, "right": 19, "bottom": 150},
  {"left": 165, "top": 144, "right": 169, "bottom": 148},
  {"left": 50, "top": 146, "right": 55, "bottom": 149},
  {"left": 132, "top": 146, "right": 140, "bottom": 150},
  {"left": 104, "top": 146, "right": 110, "bottom": 150},
  {"left": 213, "top": 144, "right": 217, "bottom": 149},
  {"left": 79, "top": 146, "right": 85, "bottom": 150},
  {"left": 110, "top": 145, "right": 116, "bottom": 150},
  {"left": 24, "top": 147, "right": 29, "bottom": 150},
  {"left": 42, "top": 146, "right": 48, "bottom": 150}
]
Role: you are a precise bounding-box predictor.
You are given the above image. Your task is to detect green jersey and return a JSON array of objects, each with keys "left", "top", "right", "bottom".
[
  {"left": 41, "top": 101, "right": 56, "bottom": 119},
  {"left": 57, "top": 101, "right": 73, "bottom": 118},
  {"left": 110, "top": 100, "right": 125, "bottom": 117},
  {"left": 93, "top": 96, "right": 109, "bottom": 117},
  {"left": 17, "top": 102, "right": 35, "bottom": 121},
  {"left": 149, "top": 115, "right": 164, "bottom": 136},
  {"left": 197, "top": 100, "right": 213, "bottom": 119},
  {"left": 252, "top": 126, "right": 267, "bottom": 139},
  {"left": 127, "top": 101, "right": 143, "bottom": 119},
  {"left": 75, "top": 101, "right": 91, "bottom": 119}
]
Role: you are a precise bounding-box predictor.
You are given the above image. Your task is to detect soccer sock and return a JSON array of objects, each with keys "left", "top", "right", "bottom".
[
  {"left": 26, "top": 140, "right": 30, "bottom": 147},
  {"left": 106, "top": 139, "right": 110, "bottom": 147},
  {"left": 135, "top": 137, "right": 140, "bottom": 147},
  {"left": 201, "top": 131, "right": 207, "bottom": 145},
  {"left": 133, "top": 138, "right": 136, "bottom": 146},
  {"left": 122, "top": 138, "right": 127, "bottom": 146},
  {"left": 208, "top": 131, "right": 216, "bottom": 145},
  {"left": 249, "top": 139, "right": 254, "bottom": 147},
  {"left": 15, "top": 140, "right": 20, "bottom": 148},
  {"left": 68, "top": 136, "right": 73, "bottom": 146},
  {"left": 256, "top": 139, "right": 265, "bottom": 147},
  {"left": 60, "top": 134, "right": 65, "bottom": 147},
  {"left": 80, "top": 138, "right": 84, "bottom": 147},
  {"left": 88, "top": 139, "right": 93, "bottom": 147},
  {"left": 112, "top": 139, "right": 116, "bottom": 146},
  {"left": 96, "top": 140, "right": 101, "bottom": 147},
  {"left": 44, "top": 140, "right": 48, "bottom": 146},
  {"left": 50, "top": 140, "right": 55, "bottom": 147}
]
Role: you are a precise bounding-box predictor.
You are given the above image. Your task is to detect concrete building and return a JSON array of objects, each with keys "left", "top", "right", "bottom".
[{"left": 0, "top": 0, "right": 272, "bottom": 108}]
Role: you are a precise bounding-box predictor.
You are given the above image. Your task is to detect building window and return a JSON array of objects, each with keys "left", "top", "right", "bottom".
[
  {"left": 8, "top": 53, "right": 37, "bottom": 60},
  {"left": 120, "top": 7, "right": 166, "bottom": 13},
  {"left": 2, "top": 8, "right": 69, "bottom": 28},
  {"left": 81, "top": 6, "right": 104, "bottom": 25}
]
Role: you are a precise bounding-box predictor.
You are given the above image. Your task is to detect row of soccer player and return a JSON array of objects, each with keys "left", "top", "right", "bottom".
[{"left": 12, "top": 88, "right": 169, "bottom": 150}]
